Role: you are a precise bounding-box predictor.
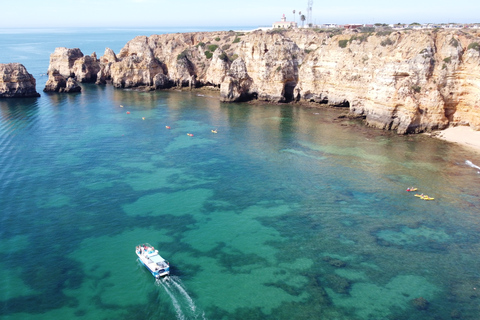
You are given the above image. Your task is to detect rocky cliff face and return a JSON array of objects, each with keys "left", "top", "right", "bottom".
[
  {"left": 0, "top": 63, "right": 40, "bottom": 98},
  {"left": 294, "top": 30, "right": 480, "bottom": 133},
  {"left": 45, "top": 29, "right": 480, "bottom": 133},
  {"left": 44, "top": 47, "right": 99, "bottom": 93}
]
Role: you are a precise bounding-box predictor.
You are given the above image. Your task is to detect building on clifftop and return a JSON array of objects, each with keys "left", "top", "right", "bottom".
[{"left": 272, "top": 14, "right": 297, "bottom": 28}]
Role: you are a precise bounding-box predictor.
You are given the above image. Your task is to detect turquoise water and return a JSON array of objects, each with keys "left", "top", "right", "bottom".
[{"left": 1, "top": 29, "right": 480, "bottom": 320}]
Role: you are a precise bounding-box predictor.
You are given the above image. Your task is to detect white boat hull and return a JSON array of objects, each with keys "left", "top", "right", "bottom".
[{"left": 136, "top": 244, "right": 170, "bottom": 278}]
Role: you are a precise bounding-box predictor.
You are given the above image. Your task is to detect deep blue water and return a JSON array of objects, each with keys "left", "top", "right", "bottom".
[{"left": 1, "top": 28, "right": 480, "bottom": 320}]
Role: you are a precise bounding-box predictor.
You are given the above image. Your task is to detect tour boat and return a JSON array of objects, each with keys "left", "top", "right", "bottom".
[{"left": 136, "top": 243, "right": 170, "bottom": 278}]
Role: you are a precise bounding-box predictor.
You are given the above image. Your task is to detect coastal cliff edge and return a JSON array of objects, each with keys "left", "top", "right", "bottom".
[{"left": 43, "top": 28, "right": 480, "bottom": 134}]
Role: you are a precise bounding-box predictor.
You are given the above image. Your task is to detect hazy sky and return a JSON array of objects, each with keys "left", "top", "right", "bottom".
[{"left": 2, "top": 0, "right": 478, "bottom": 28}]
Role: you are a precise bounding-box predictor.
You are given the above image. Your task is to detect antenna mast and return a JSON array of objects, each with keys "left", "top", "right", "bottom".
[{"left": 307, "top": 0, "right": 313, "bottom": 26}]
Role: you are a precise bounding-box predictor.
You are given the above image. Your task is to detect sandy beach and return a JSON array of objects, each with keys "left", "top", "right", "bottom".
[{"left": 433, "top": 126, "right": 480, "bottom": 153}]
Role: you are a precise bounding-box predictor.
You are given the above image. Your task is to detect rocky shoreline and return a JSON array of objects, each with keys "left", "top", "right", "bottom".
[{"left": 2, "top": 28, "right": 480, "bottom": 137}]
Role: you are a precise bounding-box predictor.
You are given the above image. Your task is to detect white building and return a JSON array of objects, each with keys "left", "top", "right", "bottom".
[
  {"left": 272, "top": 14, "right": 297, "bottom": 28},
  {"left": 323, "top": 23, "right": 338, "bottom": 29}
]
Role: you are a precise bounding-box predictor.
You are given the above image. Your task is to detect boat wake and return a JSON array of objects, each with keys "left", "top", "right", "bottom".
[
  {"left": 155, "top": 276, "right": 206, "bottom": 320},
  {"left": 465, "top": 160, "right": 480, "bottom": 173}
]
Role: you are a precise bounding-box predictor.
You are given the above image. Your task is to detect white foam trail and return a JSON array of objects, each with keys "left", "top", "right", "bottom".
[
  {"left": 155, "top": 276, "right": 206, "bottom": 320},
  {"left": 157, "top": 279, "right": 185, "bottom": 320},
  {"left": 170, "top": 277, "right": 197, "bottom": 314},
  {"left": 465, "top": 160, "right": 480, "bottom": 171}
]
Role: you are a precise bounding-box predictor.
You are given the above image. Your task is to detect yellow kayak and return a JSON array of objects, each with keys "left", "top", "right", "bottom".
[
  {"left": 422, "top": 197, "right": 435, "bottom": 201},
  {"left": 414, "top": 194, "right": 434, "bottom": 200}
]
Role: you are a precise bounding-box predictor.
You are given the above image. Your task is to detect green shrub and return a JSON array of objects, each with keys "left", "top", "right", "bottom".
[
  {"left": 376, "top": 30, "right": 392, "bottom": 37},
  {"left": 222, "top": 44, "right": 231, "bottom": 50},
  {"left": 218, "top": 52, "right": 229, "bottom": 62},
  {"left": 449, "top": 38, "right": 459, "bottom": 47},
  {"left": 229, "top": 53, "right": 238, "bottom": 62},
  {"left": 467, "top": 42, "right": 480, "bottom": 51},
  {"left": 233, "top": 37, "right": 241, "bottom": 43},
  {"left": 215, "top": 37, "right": 221, "bottom": 41},
  {"left": 328, "top": 29, "right": 343, "bottom": 37},
  {"left": 380, "top": 38, "right": 394, "bottom": 46},
  {"left": 412, "top": 85, "right": 421, "bottom": 93},
  {"left": 204, "top": 51, "right": 213, "bottom": 59},
  {"left": 349, "top": 34, "right": 369, "bottom": 44},
  {"left": 207, "top": 44, "right": 218, "bottom": 52},
  {"left": 443, "top": 56, "right": 452, "bottom": 63},
  {"left": 177, "top": 50, "right": 188, "bottom": 60},
  {"left": 338, "top": 39, "right": 348, "bottom": 48},
  {"left": 269, "top": 28, "right": 287, "bottom": 34},
  {"left": 360, "top": 27, "right": 375, "bottom": 33}
]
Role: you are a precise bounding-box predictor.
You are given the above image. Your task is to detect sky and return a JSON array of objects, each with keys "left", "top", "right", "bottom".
[{"left": 1, "top": 0, "right": 479, "bottom": 28}]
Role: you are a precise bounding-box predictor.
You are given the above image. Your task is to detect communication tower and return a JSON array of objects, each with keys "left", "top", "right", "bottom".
[{"left": 307, "top": 0, "right": 313, "bottom": 27}]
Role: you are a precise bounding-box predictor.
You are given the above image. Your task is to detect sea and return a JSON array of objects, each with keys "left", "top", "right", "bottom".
[{"left": 1, "top": 27, "right": 480, "bottom": 320}]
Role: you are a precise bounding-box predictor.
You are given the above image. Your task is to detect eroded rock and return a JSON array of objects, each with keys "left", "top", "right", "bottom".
[
  {"left": 44, "top": 47, "right": 100, "bottom": 92},
  {"left": 44, "top": 29, "right": 480, "bottom": 133},
  {"left": 0, "top": 63, "right": 40, "bottom": 98}
]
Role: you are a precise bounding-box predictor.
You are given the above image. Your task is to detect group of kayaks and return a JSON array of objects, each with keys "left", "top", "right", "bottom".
[
  {"left": 121, "top": 106, "right": 218, "bottom": 135},
  {"left": 165, "top": 125, "right": 217, "bottom": 136},
  {"left": 406, "top": 187, "right": 435, "bottom": 201}
]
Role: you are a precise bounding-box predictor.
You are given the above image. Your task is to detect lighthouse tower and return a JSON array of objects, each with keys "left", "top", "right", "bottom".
[{"left": 272, "top": 14, "right": 297, "bottom": 28}]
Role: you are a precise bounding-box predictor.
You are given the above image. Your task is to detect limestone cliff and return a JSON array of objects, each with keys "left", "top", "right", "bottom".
[
  {"left": 44, "top": 47, "right": 99, "bottom": 93},
  {"left": 45, "top": 29, "right": 480, "bottom": 133},
  {"left": 0, "top": 63, "right": 40, "bottom": 98}
]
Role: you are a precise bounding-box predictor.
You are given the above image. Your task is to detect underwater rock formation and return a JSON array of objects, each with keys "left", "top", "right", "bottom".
[
  {"left": 326, "top": 274, "right": 351, "bottom": 294},
  {"left": 322, "top": 256, "right": 347, "bottom": 268},
  {"left": 412, "top": 297, "right": 429, "bottom": 310},
  {"left": 0, "top": 63, "right": 40, "bottom": 98}
]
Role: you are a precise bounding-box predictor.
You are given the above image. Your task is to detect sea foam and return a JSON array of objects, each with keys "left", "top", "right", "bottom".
[{"left": 465, "top": 160, "right": 480, "bottom": 172}]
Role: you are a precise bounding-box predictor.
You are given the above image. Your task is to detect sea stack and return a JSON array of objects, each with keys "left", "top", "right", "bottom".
[
  {"left": 0, "top": 63, "right": 40, "bottom": 98},
  {"left": 43, "top": 47, "right": 100, "bottom": 93}
]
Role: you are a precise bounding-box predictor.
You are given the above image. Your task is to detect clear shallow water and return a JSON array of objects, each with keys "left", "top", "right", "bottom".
[{"left": 1, "top": 30, "right": 480, "bottom": 320}]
